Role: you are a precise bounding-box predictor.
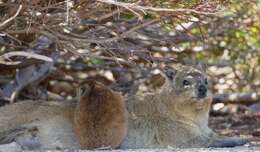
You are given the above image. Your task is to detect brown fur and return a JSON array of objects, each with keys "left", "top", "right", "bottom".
[
  {"left": 74, "top": 81, "right": 127, "bottom": 149},
  {"left": 0, "top": 81, "right": 127, "bottom": 150}
]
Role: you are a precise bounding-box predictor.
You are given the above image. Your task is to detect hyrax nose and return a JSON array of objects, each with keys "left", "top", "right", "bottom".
[{"left": 198, "top": 85, "right": 207, "bottom": 98}]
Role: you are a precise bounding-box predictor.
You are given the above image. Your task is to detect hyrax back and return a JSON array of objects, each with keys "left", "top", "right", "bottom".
[
  {"left": 74, "top": 80, "right": 127, "bottom": 149},
  {"left": 0, "top": 100, "right": 78, "bottom": 150}
]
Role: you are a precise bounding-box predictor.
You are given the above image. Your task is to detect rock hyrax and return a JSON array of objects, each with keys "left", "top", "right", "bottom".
[{"left": 120, "top": 63, "right": 246, "bottom": 148}]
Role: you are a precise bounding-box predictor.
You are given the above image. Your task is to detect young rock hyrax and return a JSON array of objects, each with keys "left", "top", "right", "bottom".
[{"left": 74, "top": 80, "right": 127, "bottom": 149}]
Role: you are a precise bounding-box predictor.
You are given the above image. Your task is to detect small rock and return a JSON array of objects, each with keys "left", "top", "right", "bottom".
[
  {"left": 0, "top": 142, "right": 22, "bottom": 152},
  {"left": 252, "top": 128, "right": 260, "bottom": 137},
  {"left": 249, "top": 103, "right": 260, "bottom": 112}
]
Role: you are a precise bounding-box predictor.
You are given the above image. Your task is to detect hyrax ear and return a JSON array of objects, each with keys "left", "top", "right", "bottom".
[
  {"left": 163, "top": 66, "right": 177, "bottom": 80},
  {"left": 77, "top": 80, "right": 96, "bottom": 97},
  {"left": 78, "top": 84, "right": 88, "bottom": 97},
  {"left": 196, "top": 62, "right": 207, "bottom": 73}
]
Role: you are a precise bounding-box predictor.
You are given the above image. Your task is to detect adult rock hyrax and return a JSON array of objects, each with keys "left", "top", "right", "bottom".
[
  {"left": 0, "top": 80, "right": 127, "bottom": 150},
  {"left": 120, "top": 63, "right": 246, "bottom": 148}
]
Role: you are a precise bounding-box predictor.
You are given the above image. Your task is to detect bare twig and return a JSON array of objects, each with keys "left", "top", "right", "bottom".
[
  {"left": 0, "top": 5, "right": 22, "bottom": 28},
  {"left": 43, "top": 19, "right": 159, "bottom": 44},
  {"left": 0, "top": 60, "right": 22, "bottom": 65},
  {"left": 0, "top": 51, "right": 53, "bottom": 63},
  {"left": 97, "top": 0, "right": 218, "bottom": 15}
]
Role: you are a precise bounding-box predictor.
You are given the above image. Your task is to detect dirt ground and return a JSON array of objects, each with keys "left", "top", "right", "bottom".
[{"left": 209, "top": 104, "right": 260, "bottom": 147}]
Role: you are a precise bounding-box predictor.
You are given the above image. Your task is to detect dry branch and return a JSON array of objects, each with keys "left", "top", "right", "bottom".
[
  {"left": 1, "top": 37, "right": 55, "bottom": 103},
  {"left": 213, "top": 92, "right": 260, "bottom": 104},
  {"left": 0, "top": 0, "right": 229, "bottom": 103},
  {"left": 0, "top": 51, "right": 53, "bottom": 63},
  {"left": 0, "top": 60, "right": 21, "bottom": 66},
  {"left": 97, "top": 0, "right": 218, "bottom": 15}
]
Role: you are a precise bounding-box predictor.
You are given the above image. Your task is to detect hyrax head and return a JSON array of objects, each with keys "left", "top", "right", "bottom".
[
  {"left": 78, "top": 80, "right": 115, "bottom": 99},
  {"left": 162, "top": 63, "right": 210, "bottom": 101}
]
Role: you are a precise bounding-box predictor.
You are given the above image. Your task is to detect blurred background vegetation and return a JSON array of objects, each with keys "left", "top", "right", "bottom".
[{"left": 194, "top": 0, "right": 259, "bottom": 93}]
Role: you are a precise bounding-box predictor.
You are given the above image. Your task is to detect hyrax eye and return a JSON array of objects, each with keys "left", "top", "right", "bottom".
[
  {"left": 205, "top": 79, "right": 208, "bottom": 85},
  {"left": 183, "top": 80, "right": 191, "bottom": 86}
]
